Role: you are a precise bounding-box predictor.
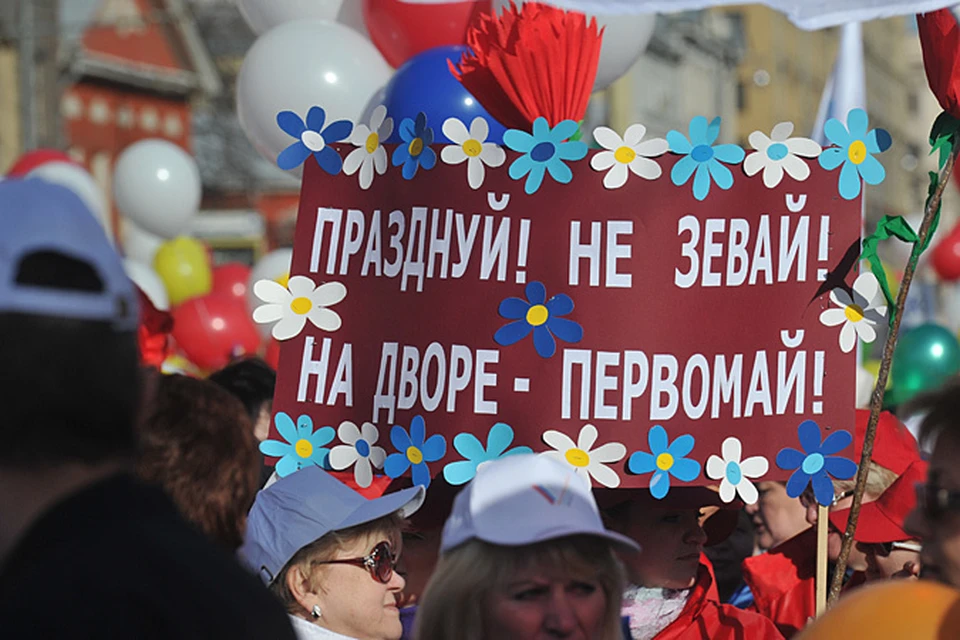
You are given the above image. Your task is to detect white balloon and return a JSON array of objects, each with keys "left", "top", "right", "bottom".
[
  {"left": 28, "top": 162, "right": 110, "bottom": 236},
  {"left": 121, "top": 220, "right": 165, "bottom": 266},
  {"left": 248, "top": 248, "right": 294, "bottom": 337},
  {"left": 238, "top": 0, "right": 344, "bottom": 35},
  {"left": 123, "top": 259, "right": 170, "bottom": 311},
  {"left": 336, "top": 0, "right": 369, "bottom": 38},
  {"left": 492, "top": 0, "right": 655, "bottom": 91},
  {"left": 237, "top": 20, "right": 391, "bottom": 169},
  {"left": 113, "top": 139, "right": 202, "bottom": 239}
]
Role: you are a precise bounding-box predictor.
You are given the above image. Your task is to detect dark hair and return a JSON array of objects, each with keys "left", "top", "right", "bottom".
[
  {"left": 907, "top": 375, "right": 960, "bottom": 449},
  {"left": 0, "top": 252, "right": 139, "bottom": 467},
  {"left": 136, "top": 374, "right": 260, "bottom": 550},
  {"left": 208, "top": 357, "right": 276, "bottom": 420}
]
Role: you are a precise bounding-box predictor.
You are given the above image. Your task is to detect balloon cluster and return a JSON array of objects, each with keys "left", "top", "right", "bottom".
[{"left": 234, "top": 0, "right": 657, "bottom": 166}]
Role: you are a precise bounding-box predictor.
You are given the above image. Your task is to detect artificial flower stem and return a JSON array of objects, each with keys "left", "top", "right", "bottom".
[{"left": 827, "top": 127, "right": 959, "bottom": 608}]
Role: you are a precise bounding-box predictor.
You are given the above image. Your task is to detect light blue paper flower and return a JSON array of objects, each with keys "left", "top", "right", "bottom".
[
  {"left": 776, "top": 420, "right": 857, "bottom": 506},
  {"left": 494, "top": 281, "right": 583, "bottom": 358},
  {"left": 392, "top": 112, "right": 436, "bottom": 180},
  {"left": 503, "top": 117, "right": 588, "bottom": 194},
  {"left": 628, "top": 425, "right": 701, "bottom": 499},
  {"left": 384, "top": 415, "right": 446, "bottom": 488},
  {"left": 259, "top": 412, "right": 334, "bottom": 477},
  {"left": 276, "top": 106, "right": 352, "bottom": 173},
  {"left": 818, "top": 108, "right": 891, "bottom": 200},
  {"left": 442, "top": 423, "right": 533, "bottom": 486},
  {"left": 667, "top": 116, "right": 745, "bottom": 201}
]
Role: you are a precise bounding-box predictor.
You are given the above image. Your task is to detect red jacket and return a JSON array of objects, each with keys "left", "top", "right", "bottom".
[
  {"left": 741, "top": 529, "right": 867, "bottom": 638},
  {"left": 651, "top": 564, "right": 783, "bottom": 640}
]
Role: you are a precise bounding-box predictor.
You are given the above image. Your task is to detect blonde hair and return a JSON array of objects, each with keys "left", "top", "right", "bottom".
[
  {"left": 269, "top": 513, "right": 404, "bottom": 614},
  {"left": 414, "top": 536, "right": 625, "bottom": 640},
  {"left": 833, "top": 461, "right": 898, "bottom": 501}
]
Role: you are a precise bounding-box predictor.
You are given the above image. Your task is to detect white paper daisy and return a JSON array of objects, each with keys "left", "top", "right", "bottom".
[
  {"left": 440, "top": 116, "right": 506, "bottom": 190},
  {"left": 705, "top": 437, "right": 769, "bottom": 504},
  {"left": 590, "top": 124, "right": 669, "bottom": 189},
  {"left": 252, "top": 275, "right": 346, "bottom": 341},
  {"left": 743, "top": 122, "right": 822, "bottom": 188},
  {"left": 329, "top": 420, "right": 387, "bottom": 488},
  {"left": 344, "top": 105, "right": 394, "bottom": 190},
  {"left": 541, "top": 423, "right": 626, "bottom": 488},
  {"left": 819, "top": 272, "right": 887, "bottom": 353}
]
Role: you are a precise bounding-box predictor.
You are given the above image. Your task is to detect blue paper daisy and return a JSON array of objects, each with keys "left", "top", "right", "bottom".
[
  {"left": 776, "top": 420, "right": 857, "bottom": 506},
  {"left": 494, "top": 281, "right": 583, "bottom": 358},
  {"left": 276, "top": 106, "right": 352, "bottom": 173},
  {"left": 392, "top": 112, "right": 437, "bottom": 180},
  {"left": 628, "top": 425, "right": 701, "bottom": 499},
  {"left": 667, "top": 116, "right": 745, "bottom": 201},
  {"left": 384, "top": 415, "right": 446, "bottom": 488},
  {"left": 442, "top": 422, "right": 533, "bottom": 486},
  {"left": 259, "top": 412, "right": 334, "bottom": 477},
  {"left": 818, "top": 108, "right": 891, "bottom": 200},
  {"left": 503, "top": 117, "right": 588, "bottom": 194}
]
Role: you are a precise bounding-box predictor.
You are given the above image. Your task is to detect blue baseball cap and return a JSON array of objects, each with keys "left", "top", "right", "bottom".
[
  {"left": 0, "top": 178, "right": 137, "bottom": 330},
  {"left": 240, "top": 466, "right": 425, "bottom": 585}
]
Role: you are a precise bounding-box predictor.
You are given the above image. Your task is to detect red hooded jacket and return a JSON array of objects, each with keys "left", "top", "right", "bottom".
[{"left": 649, "top": 564, "right": 784, "bottom": 639}]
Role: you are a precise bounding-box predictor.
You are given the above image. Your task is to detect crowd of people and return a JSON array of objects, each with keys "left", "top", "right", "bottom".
[{"left": 3, "top": 178, "right": 960, "bottom": 639}]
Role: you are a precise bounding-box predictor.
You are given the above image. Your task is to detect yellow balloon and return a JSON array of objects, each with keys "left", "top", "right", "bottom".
[
  {"left": 862, "top": 358, "right": 891, "bottom": 390},
  {"left": 153, "top": 236, "right": 212, "bottom": 306},
  {"left": 795, "top": 581, "right": 960, "bottom": 639}
]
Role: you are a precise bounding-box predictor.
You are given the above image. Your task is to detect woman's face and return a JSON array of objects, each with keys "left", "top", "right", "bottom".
[
  {"left": 745, "top": 482, "right": 809, "bottom": 550},
  {"left": 858, "top": 541, "right": 921, "bottom": 581},
  {"left": 615, "top": 506, "right": 707, "bottom": 589},
  {"left": 313, "top": 533, "right": 406, "bottom": 640},
  {"left": 487, "top": 564, "right": 607, "bottom": 640}
]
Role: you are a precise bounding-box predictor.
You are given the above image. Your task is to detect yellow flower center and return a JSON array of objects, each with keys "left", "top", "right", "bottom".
[
  {"left": 365, "top": 132, "right": 379, "bottom": 154},
  {"left": 526, "top": 304, "right": 549, "bottom": 327},
  {"left": 845, "top": 303, "right": 865, "bottom": 323},
  {"left": 565, "top": 448, "right": 591, "bottom": 467},
  {"left": 614, "top": 146, "right": 637, "bottom": 164},
  {"left": 406, "top": 446, "right": 424, "bottom": 465},
  {"left": 295, "top": 438, "right": 314, "bottom": 458},
  {"left": 290, "top": 296, "right": 312, "bottom": 315},
  {"left": 656, "top": 453, "right": 674, "bottom": 471},
  {"left": 408, "top": 137, "right": 423, "bottom": 157},
  {"left": 462, "top": 139, "right": 483, "bottom": 157},
  {"left": 848, "top": 140, "right": 867, "bottom": 165}
]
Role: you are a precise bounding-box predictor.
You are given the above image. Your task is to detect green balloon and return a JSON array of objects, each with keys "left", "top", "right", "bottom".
[{"left": 890, "top": 323, "right": 960, "bottom": 404}]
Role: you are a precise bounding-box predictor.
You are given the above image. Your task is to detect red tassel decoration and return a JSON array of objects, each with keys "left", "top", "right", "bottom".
[
  {"left": 137, "top": 287, "right": 174, "bottom": 369},
  {"left": 451, "top": 2, "right": 603, "bottom": 130},
  {"left": 918, "top": 9, "right": 960, "bottom": 120}
]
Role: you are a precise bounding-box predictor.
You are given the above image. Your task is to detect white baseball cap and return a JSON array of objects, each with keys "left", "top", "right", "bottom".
[{"left": 441, "top": 454, "right": 640, "bottom": 553}]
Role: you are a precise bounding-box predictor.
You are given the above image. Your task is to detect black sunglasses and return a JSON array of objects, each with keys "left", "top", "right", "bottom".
[
  {"left": 316, "top": 541, "right": 397, "bottom": 584},
  {"left": 916, "top": 483, "right": 960, "bottom": 521}
]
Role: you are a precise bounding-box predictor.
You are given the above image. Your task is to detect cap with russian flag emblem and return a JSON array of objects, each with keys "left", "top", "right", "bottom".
[{"left": 440, "top": 454, "right": 640, "bottom": 553}]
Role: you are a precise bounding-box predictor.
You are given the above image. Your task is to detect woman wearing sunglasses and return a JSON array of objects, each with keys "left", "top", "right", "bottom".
[{"left": 240, "top": 465, "right": 424, "bottom": 640}]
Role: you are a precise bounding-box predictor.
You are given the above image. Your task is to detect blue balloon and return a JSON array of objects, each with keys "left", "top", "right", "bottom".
[{"left": 382, "top": 45, "right": 507, "bottom": 145}]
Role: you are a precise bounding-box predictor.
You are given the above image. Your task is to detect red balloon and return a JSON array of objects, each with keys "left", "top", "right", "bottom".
[
  {"left": 933, "top": 223, "right": 960, "bottom": 281},
  {"left": 363, "top": 0, "right": 487, "bottom": 68},
  {"left": 212, "top": 263, "right": 252, "bottom": 303},
  {"left": 171, "top": 294, "right": 261, "bottom": 371},
  {"left": 7, "top": 149, "right": 77, "bottom": 176}
]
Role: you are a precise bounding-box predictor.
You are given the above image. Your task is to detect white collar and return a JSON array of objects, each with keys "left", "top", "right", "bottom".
[{"left": 288, "top": 615, "right": 358, "bottom": 640}]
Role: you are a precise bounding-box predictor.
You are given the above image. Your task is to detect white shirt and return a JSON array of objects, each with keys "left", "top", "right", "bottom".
[{"left": 288, "top": 615, "right": 357, "bottom": 640}]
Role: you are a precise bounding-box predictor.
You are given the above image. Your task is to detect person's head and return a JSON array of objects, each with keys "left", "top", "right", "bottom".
[
  {"left": 0, "top": 179, "right": 140, "bottom": 471},
  {"left": 745, "top": 481, "right": 810, "bottom": 550},
  {"left": 905, "top": 378, "right": 960, "bottom": 587},
  {"left": 208, "top": 357, "right": 276, "bottom": 441},
  {"left": 136, "top": 373, "right": 260, "bottom": 550},
  {"left": 852, "top": 461, "right": 926, "bottom": 582},
  {"left": 603, "top": 497, "right": 707, "bottom": 589},
  {"left": 415, "top": 455, "right": 633, "bottom": 640},
  {"left": 241, "top": 466, "right": 424, "bottom": 640}
]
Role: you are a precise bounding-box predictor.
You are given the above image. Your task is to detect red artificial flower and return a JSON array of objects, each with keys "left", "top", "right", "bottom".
[
  {"left": 918, "top": 9, "right": 960, "bottom": 119},
  {"left": 451, "top": 2, "right": 603, "bottom": 130},
  {"left": 137, "top": 287, "right": 174, "bottom": 368}
]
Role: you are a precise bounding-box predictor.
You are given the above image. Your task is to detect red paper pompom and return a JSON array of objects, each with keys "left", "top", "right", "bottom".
[{"left": 918, "top": 9, "right": 960, "bottom": 120}]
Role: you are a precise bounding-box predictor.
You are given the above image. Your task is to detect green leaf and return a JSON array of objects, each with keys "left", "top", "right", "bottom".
[
  {"left": 861, "top": 216, "right": 919, "bottom": 327},
  {"left": 570, "top": 120, "right": 585, "bottom": 143},
  {"left": 917, "top": 171, "right": 943, "bottom": 254}
]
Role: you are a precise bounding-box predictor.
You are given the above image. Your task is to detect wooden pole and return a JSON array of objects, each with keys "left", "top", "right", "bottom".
[
  {"left": 827, "top": 147, "right": 960, "bottom": 607},
  {"left": 816, "top": 504, "right": 829, "bottom": 617}
]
